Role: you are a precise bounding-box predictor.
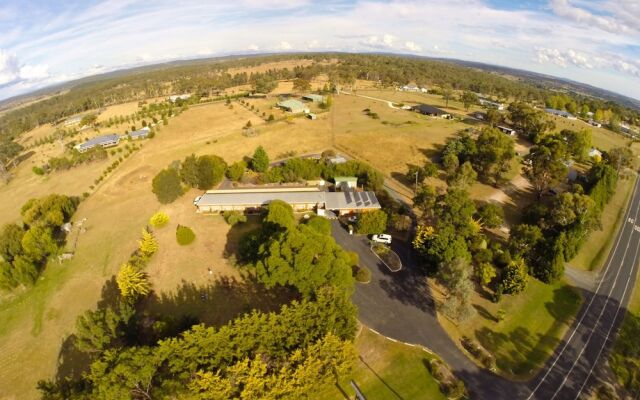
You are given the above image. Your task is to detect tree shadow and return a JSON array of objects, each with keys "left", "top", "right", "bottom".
[
  {"left": 140, "top": 275, "right": 296, "bottom": 329},
  {"left": 418, "top": 145, "right": 444, "bottom": 163},
  {"left": 358, "top": 355, "right": 405, "bottom": 400},
  {"left": 223, "top": 215, "right": 263, "bottom": 263},
  {"left": 473, "top": 304, "right": 498, "bottom": 323},
  {"left": 54, "top": 334, "right": 92, "bottom": 383}
]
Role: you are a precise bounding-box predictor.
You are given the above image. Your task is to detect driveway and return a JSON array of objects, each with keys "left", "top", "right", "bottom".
[{"left": 331, "top": 220, "right": 524, "bottom": 399}]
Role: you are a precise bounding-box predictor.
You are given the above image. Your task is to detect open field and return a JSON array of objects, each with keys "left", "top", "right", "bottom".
[
  {"left": 96, "top": 100, "right": 142, "bottom": 122},
  {"left": 436, "top": 279, "right": 581, "bottom": 379},
  {"left": 0, "top": 100, "right": 338, "bottom": 399},
  {"left": 571, "top": 174, "right": 636, "bottom": 271},
  {"left": 227, "top": 59, "right": 315, "bottom": 75},
  {"left": 550, "top": 115, "right": 631, "bottom": 151},
  {"left": 355, "top": 88, "right": 486, "bottom": 116},
  {"left": 314, "top": 327, "right": 447, "bottom": 400}
]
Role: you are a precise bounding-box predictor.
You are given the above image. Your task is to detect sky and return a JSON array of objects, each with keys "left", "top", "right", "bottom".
[{"left": 0, "top": 0, "right": 639, "bottom": 101}]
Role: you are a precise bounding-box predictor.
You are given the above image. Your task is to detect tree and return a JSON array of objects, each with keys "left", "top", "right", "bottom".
[
  {"left": 176, "top": 225, "right": 196, "bottom": 245},
  {"left": 561, "top": 129, "right": 591, "bottom": 162},
  {"left": 485, "top": 109, "right": 502, "bottom": 127},
  {"left": 293, "top": 78, "right": 312, "bottom": 92},
  {"left": 116, "top": 264, "right": 151, "bottom": 300},
  {"left": 180, "top": 154, "right": 200, "bottom": 187},
  {"left": 252, "top": 76, "right": 278, "bottom": 93},
  {"left": 152, "top": 168, "right": 183, "bottom": 204},
  {"left": 609, "top": 114, "right": 621, "bottom": 132},
  {"left": 251, "top": 146, "right": 269, "bottom": 173},
  {"left": 476, "top": 202, "right": 504, "bottom": 229},
  {"left": 226, "top": 160, "right": 246, "bottom": 182},
  {"left": 264, "top": 200, "right": 295, "bottom": 231},
  {"left": 449, "top": 161, "right": 477, "bottom": 188},
  {"left": 476, "top": 262, "right": 497, "bottom": 287},
  {"left": 0, "top": 223, "right": 25, "bottom": 263},
  {"left": 501, "top": 257, "right": 528, "bottom": 294},
  {"left": 21, "top": 226, "right": 57, "bottom": 261},
  {"left": 75, "top": 304, "right": 134, "bottom": 354},
  {"left": 256, "top": 224, "right": 355, "bottom": 297},
  {"left": 223, "top": 211, "right": 247, "bottom": 226},
  {"left": 413, "top": 185, "right": 437, "bottom": 218},
  {"left": 442, "top": 84, "right": 453, "bottom": 107},
  {"left": 438, "top": 258, "right": 475, "bottom": 322},
  {"left": 524, "top": 143, "right": 567, "bottom": 198},
  {"left": 461, "top": 91, "right": 478, "bottom": 111},
  {"left": 508, "top": 102, "right": 555, "bottom": 141},
  {"left": 138, "top": 228, "right": 159, "bottom": 258},
  {"left": 508, "top": 224, "right": 543, "bottom": 258},
  {"left": 473, "top": 127, "right": 515, "bottom": 185},
  {"left": 196, "top": 155, "right": 227, "bottom": 189},
  {"left": 356, "top": 210, "right": 388, "bottom": 235},
  {"left": 606, "top": 147, "right": 633, "bottom": 175}
]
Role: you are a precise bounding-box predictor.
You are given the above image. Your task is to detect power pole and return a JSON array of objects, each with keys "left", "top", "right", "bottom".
[{"left": 415, "top": 170, "right": 419, "bottom": 195}]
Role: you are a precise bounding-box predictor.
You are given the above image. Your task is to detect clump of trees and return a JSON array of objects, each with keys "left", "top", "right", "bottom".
[
  {"left": 0, "top": 194, "right": 79, "bottom": 290},
  {"left": 47, "top": 146, "right": 108, "bottom": 172},
  {"left": 356, "top": 210, "right": 388, "bottom": 234}
]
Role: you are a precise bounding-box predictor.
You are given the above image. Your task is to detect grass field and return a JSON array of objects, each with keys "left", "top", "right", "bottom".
[
  {"left": 550, "top": 116, "right": 631, "bottom": 152},
  {"left": 437, "top": 279, "right": 581, "bottom": 379},
  {"left": 314, "top": 327, "right": 447, "bottom": 400},
  {"left": 570, "top": 174, "right": 637, "bottom": 271},
  {"left": 0, "top": 100, "right": 337, "bottom": 399}
]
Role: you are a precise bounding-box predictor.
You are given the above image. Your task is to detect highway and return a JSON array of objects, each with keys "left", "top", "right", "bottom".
[
  {"left": 525, "top": 175, "right": 640, "bottom": 399},
  {"left": 346, "top": 174, "right": 640, "bottom": 399}
]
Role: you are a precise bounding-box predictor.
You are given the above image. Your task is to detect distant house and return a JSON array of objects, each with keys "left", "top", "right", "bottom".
[
  {"left": 302, "top": 94, "right": 325, "bottom": 103},
  {"left": 589, "top": 148, "right": 603, "bottom": 159},
  {"left": 471, "top": 111, "right": 486, "bottom": 120},
  {"left": 129, "top": 127, "right": 150, "bottom": 140},
  {"left": 479, "top": 98, "right": 505, "bottom": 111},
  {"left": 497, "top": 125, "right": 517, "bottom": 136},
  {"left": 399, "top": 84, "right": 428, "bottom": 93},
  {"left": 545, "top": 108, "right": 577, "bottom": 120},
  {"left": 74, "top": 134, "right": 120, "bottom": 153},
  {"left": 412, "top": 104, "right": 450, "bottom": 118},
  {"left": 168, "top": 94, "right": 191, "bottom": 103},
  {"left": 64, "top": 116, "right": 83, "bottom": 127},
  {"left": 588, "top": 119, "right": 602, "bottom": 128},
  {"left": 277, "top": 99, "right": 309, "bottom": 114},
  {"left": 328, "top": 155, "right": 347, "bottom": 165}
]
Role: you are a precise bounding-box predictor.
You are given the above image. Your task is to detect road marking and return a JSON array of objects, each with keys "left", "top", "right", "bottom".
[
  {"left": 548, "top": 181, "right": 640, "bottom": 400},
  {"left": 573, "top": 226, "right": 640, "bottom": 399},
  {"left": 526, "top": 177, "right": 640, "bottom": 399}
]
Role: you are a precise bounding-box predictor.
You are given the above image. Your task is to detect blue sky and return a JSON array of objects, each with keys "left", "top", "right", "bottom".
[{"left": 0, "top": 0, "right": 638, "bottom": 101}]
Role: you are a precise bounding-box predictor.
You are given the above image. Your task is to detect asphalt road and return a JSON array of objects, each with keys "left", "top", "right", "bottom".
[{"left": 334, "top": 174, "right": 640, "bottom": 399}]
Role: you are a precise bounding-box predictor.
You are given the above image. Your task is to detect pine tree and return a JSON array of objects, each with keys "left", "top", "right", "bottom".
[{"left": 139, "top": 228, "right": 158, "bottom": 258}]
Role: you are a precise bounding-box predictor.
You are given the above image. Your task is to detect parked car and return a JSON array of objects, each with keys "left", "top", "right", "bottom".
[
  {"left": 193, "top": 196, "right": 202, "bottom": 205},
  {"left": 371, "top": 234, "right": 392, "bottom": 244},
  {"left": 347, "top": 215, "right": 358, "bottom": 223}
]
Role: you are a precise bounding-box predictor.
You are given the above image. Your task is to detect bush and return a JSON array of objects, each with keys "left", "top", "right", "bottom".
[
  {"left": 176, "top": 225, "right": 196, "bottom": 245},
  {"left": 223, "top": 211, "right": 247, "bottom": 226},
  {"left": 32, "top": 166, "right": 45, "bottom": 175},
  {"left": 352, "top": 265, "right": 371, "bottom": 283},
  {"left": 149, "top": 212, "right": 170, "bottom": 228}
]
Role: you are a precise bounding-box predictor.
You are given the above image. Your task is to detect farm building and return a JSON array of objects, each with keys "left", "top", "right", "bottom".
[
  {"left": 277, "top": 99, "right": 309, "bottom": 114},
  {"left": 74, "top": 134, "right": 120, "bottom": 153},
  {"left": 334, "top": 176, "right": 358, "bottom": 190},
  {"left": 302, "top": 94, "right": 325, "bottom": 102},
  {"left": 545, "top": 108, "right": 577, "bottom": 120},
  {"left": 64, "top": 116, "right": 83, "bottom": 127},
  {"left": 412, "top": 104, "right": 450, "bottom": 118},
  {"left": 471, "top": 112, "right": 486, "bottom": 120},
  {"left": 194, "top": 183, "right": 380, "bottom": 216},
  {"left": 169, "top": 94, "right": 191, "bottom": 102},
  {"left": 497, "top": 125, "right": 517, "bottom": 136},
  {"left": 479, "top": 98, "right": 505, "bottom": 110},
  {"left": 399, "top": 84, "right": 428, "bottom": 93},
  {"left": 129, "top": 127, "right": 150, "bottom": 140},
  {"left": 588, "top": 119, "right": 602, "bottom": 128}
]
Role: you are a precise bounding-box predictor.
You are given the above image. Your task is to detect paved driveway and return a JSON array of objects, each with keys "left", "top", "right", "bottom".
[{"left": 331, "top": 221, "right": 524, "bottom": 399}]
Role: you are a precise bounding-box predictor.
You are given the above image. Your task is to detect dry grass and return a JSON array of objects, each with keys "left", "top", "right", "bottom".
[
  {"left": 96, "top": 101, "right": 142, "bottom": 122},
  {"left": 16, "top": 124, "right": 58, "bottom": 146},
  {"left": 0, "top": 99, "right": 339, "bottom": 399},
  {"left": 550, "top": 116, "right": 630, "bottom": 151},
  {"left": 227, "top": 59, "right": 315, "bottom": 75}
]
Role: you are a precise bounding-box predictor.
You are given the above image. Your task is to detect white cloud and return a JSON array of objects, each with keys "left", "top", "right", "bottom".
[
  {"left": 19, "top": 64, "right": 49, "bottom": 80},
  {"left": 404, "top": 41, "right": 422, "bottom": 52},
  {"left": 306, "top": 39, "right": 319, "bottom": 49},
  {"left": 275, "top": 41, "right": 292, "bottom": 50},
  {"left": 247, "top": 44, "right": 259, "bottom": 51},
  {"left": 360, "top": 33, "right": 396, "bottom": 49},
  {"left": 535, "top": 46, "right": 640, "bottom": 78},
  {"left": 0, "top": 50, "right": 19, "bottom": 85},
  {"left": 197, "top": 48, "right": 212, "bottom": 56},
  {"left": 0, "top": 49, "right": 49, "bottom": 86},
  {"left": 550, "top": 0, "right": 638, "bottom": 34}
]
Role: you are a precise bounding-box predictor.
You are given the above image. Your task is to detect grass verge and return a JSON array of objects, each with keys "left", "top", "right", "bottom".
[
  {"left": 313, "top": 327, "right": 448, "bottom": 400},
  {"left": 571, "top": 174, "right": 636, "bottom": 271},
  {"left": 437, "top": 278, "right": 581, "bottom": 379}
]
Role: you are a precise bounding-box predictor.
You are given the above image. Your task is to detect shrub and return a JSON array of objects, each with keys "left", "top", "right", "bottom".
[
  {"left": 352, "top": 265, "right": 371, "bottom": 283},
  {"left": 176, "top": 225, "right": 196, "bottom": 245},
  {"left": 223, "top": 211, "right": 247, "bottom": 226},
  {"left": 149, "top": 212, "right": 170, "bottom": 228},
  {"left": 32, "top": 166, "right": 45, "bottom": 175},
  {"left": 356, "top": 210, "right": 388, "bottom": 234}
]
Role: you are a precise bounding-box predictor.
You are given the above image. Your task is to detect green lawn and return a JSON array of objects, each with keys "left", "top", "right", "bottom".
[
  {"left": 570, "top": 175, "right": 636, "bottom": 271},
  {"left": 439, "top": 279, "right": 581, "bottom": 379},
  {"left": 314, "top": 327, "right": 448, "bottom": 400}
]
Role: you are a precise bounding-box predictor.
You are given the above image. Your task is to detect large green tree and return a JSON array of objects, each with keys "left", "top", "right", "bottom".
[
  {"left": 356, "top": 210, "right": 388, "bottom": 235},
  {"left": 473, "top": 127, "right": 515, "bottom": 185},
  {"left": 251, "top": 146, "right": 269, "bottom": 173},
  {"left": 152, "top": 168, "right": 183, "bottom": 204}
]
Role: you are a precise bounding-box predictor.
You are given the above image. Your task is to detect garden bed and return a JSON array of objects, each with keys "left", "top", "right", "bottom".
[{"left": 371, "top": 243, "right": 402, "bottom": 272}]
